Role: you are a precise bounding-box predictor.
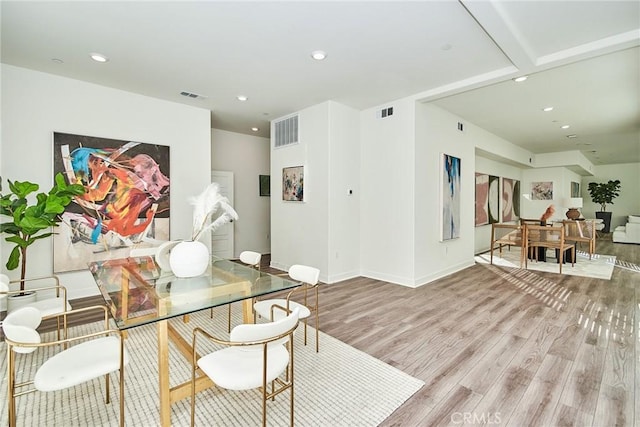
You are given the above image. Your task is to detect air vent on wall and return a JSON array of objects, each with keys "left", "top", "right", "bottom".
[
  {"left": 376, "top": 106, "right": 394, "bottom": 118},
  {"left": 274, "top": 115, "right": 299, "bottom": 148}
]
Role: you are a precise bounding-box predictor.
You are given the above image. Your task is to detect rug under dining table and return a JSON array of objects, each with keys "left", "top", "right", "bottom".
[{"left": 0, "top": 305, "right": 424, "bottom": 426}]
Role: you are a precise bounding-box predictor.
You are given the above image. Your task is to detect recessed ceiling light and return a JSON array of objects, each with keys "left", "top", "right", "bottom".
[
  {"left": 51, "top": 58, "right": 64, "bottom": 64},
  {"left": 561, "top": 125, "right": 570, "bottom": 129},
  {"left": 566, "top": 134, "right": 578, "bottom": 138},
  {"left": 513, "top": 76, "right": 528, "bottom": 82},
  {"left": 251, "top": 127, "right": 259, "bottom": 132},
  {"left": 311, "top": 50, "right": 327, "bottom": 60},
  {"left": 542, "top": 107, "right": 554, "bottom": 112},
  {"left": 90, "top": 53, "right": 109, "bottom": 63},
  {"left": 237, "top": 95, "right": 248, "bottom": 101}
]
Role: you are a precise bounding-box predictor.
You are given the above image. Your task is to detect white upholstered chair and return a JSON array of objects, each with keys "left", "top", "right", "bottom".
[
  {"left": 190, "top": 308, "right": 300, "bottom": 427},
  {"left": 0, "top": 274, "right": 71, "bottom": 340},
  {"left": 3, "top": 305, "right": 129, "bottom": 427},
  {"left": 253, "top": 264, "right": 321, "bottom": 352},
  {"left": 212, "top": 250, "right": 262, "bottom": 332}
]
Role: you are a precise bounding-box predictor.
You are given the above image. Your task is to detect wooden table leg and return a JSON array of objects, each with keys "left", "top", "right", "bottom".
[
  {"left": 242, "top": 298, "right": 254, "bottom": 323},
  {"left": 158, "top": 319, "right": 171, "bottom": 427}
]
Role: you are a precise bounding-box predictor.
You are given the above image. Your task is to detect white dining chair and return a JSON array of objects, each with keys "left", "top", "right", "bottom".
[
  {"left": 0, "top": 274, "right": 71, "bottom": 340},
  {"left": 190, "top": 308, "right": 300, "bottom": 427},
  {"left": 212, "top": 250, "right": 262, "bottom": 332},
  {"left": 253, "top": 264, "right": 321, "bottom": 352},
  {"left": 3, "top": 305, "right": 129, "bottom": 427}
]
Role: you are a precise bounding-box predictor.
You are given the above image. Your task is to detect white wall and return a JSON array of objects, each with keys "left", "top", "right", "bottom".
[
  {"left": 211, "top": 129, "right": 271, "bottom": 256},
  {"left": 414, "top": 103, "right": 475, "bottom": 285},
  {"left": 271, "top": 105, "right": 330, "bottom": 278},
  {"left": 1, "top": 65, "right": 211, "bottom": 300},
  {"left": 582, "top": 163, "right": 640, "bottom": 229},
  {"left": 327, "top": 102, "right": 361, "bottom": 283},
  {"left": 521, "top": 167, "right": 583, "bottom": 221},
  {"left": 359, "top": 98, "right": 416, "bottom": 286}
]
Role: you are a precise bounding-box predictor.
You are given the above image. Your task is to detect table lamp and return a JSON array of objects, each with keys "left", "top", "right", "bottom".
[{"left": 565, "top": 197, "right": 583, "bottom": 220}]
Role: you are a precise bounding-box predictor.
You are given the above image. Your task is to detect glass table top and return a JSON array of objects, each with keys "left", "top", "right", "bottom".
[{"left": 88, "top": 255, "right": 299, "bottom": 330}]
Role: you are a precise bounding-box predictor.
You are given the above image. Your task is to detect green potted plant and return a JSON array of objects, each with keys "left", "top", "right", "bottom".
[
  {"left": 587, "top": 179, "right": 621, "bottom": 233},
  {"left": 0, "top": 172, "right": 85, "bottom": 295}
]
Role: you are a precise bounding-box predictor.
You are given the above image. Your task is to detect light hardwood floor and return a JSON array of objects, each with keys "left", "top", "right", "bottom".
[
  {"left": 59, "top": 236, "right": 639, "bottom": 426},
  {"left": 311, "top": 236, "right": 639, "bottom": 427}
]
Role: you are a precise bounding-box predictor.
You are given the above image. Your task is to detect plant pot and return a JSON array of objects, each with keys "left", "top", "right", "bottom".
[
  {"left": 169, "top": 241, "right": 209, "bottom": 278},
  {"left": 7, "top": 291, "right": 37, "bottom": 312},
  {"left": 595, "top": 211, "right": 612, "bottom": 233}
]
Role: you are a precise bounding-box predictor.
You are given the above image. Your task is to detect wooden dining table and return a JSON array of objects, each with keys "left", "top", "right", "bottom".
[{"left": 88, "top": 255, "right": 300, "bottom": 427}]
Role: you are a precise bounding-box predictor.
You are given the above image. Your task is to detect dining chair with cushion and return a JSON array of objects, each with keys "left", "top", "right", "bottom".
[
  {"left": 211, "top": 250, "right": 263, "bottom": 332},
  {"left": 489, "top": 223, "right": 525, "bottom": 267},
  {"left": 0, "top": 274, "right": 71, "bottom": 340},
  {"left": 3, "top": 305, "right": 129, "bottom": 427},
  {"left": 190, "top": 308, "right": 300, "bottom": 427},
  {"left": 524, "top": 223, "right": 576, "bottom": 274},
  {"left": 562, "top": 219, "right": 596, "bottom": 259},
  {"left": 253, "top": 264, "right": 321, "bottom": 352}
]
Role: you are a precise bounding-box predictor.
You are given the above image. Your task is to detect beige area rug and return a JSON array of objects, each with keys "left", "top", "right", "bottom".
[
  {"left": 0, "top": 306, "right": 423, "bottom": 426},
  {"left": 475, "top": 247, "right": 616, "bottom": 280}
]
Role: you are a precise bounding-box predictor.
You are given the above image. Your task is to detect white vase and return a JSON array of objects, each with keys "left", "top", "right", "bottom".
[{"left": 169, "top": 240, "right": 209, "bottom": 278}]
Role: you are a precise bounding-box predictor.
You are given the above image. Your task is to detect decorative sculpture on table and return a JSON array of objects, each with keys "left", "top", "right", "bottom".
[
  {"left": 540, "top": 204, "right": 555, "bottom": 223},
  {"left": 168, "top": 183, "right": 238, "bottom": 277}
]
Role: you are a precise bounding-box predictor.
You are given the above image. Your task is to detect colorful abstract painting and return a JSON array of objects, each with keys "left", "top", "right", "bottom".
[
  {"left": 475, "top": 173, "right": 489, "bottom": 226},
  {"left": 502, "top": 178, "right": 520, "bottom": 222},
  {"left": 531, "top": 181, "right": 553, "bottom": 200},
  {"left": 53, "top": 132, "right": 170, "bottom": 273},
  {"left": 441, "top": 154, "right": 461, "bottom": 241},
  {"left": 282, "top": 166, "right": 304, "bottom": 201}
]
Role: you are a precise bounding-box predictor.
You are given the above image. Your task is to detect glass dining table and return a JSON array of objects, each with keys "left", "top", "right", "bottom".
[{"left": 88, "top": 254, "right": 300, "bottom": 427}]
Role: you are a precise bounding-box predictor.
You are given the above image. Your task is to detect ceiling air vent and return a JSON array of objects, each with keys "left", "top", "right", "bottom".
[
  {"left": 179, "top": 91, "right": 207, "bottom": 100},
  {"left": 274, "top": 115, "right": 299, "bottom": 148}
]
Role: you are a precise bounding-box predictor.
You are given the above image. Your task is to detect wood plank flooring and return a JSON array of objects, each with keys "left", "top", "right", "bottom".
[
  {"left": 49, "top": 235, "right": 639, "bottom": 426},
  {"left": 311, "top": 236, "right": 639, "bottom": 426}
]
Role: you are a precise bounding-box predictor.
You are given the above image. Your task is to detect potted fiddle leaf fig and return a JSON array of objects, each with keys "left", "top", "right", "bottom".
[
  {"left": 587, "top": 179, "right": 621, "bottom": 233},
  {"left": 0, "top": 173, "right": 85, "bottom": 294}
]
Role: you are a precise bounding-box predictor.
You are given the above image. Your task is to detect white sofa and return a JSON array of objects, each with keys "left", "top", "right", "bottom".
[{"left": 613, "top": 215, "right": 640, "bottom": 244}]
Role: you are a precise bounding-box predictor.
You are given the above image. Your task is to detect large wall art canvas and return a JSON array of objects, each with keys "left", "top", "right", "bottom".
[
  {"left": 282, "top": 166, "right": 304, "bottom": 201},
  {"left": 531, "top": 181, "right": 553, "bottom": 200},
  {"left": 488, "top": 175, "right": 500, "bottom": 224},
  {"left": 502, "top": 178, "right": 520, "bottom": 222},
  {"left": 53, "top": 132, "right": 170, "bottom": 273},
  {"left": 475, "top": 173, "right": 489, "bottom": 227},
  {"left": 441, "top": 154, "right": 461, "bottom": 241}
]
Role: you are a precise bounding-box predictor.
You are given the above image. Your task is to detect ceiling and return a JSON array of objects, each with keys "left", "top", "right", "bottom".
[{"left": 2, "top": 1, "right": 639, "bottom": 166}]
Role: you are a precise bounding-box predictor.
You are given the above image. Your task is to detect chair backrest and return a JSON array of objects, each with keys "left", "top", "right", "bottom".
[
  {"left": 525, "top": 224, "right": 565, "bottom": 243},
  {"left": 491, "top": 223, "right": 522, "bottom": 244},
  {"left": 3, "top": 306, "right": 43, "bottom": 354},
  {"left": 288, "top": 264, "right": 320, "bottom": 286},
  {"left": 239, "top": 251, "right": 262, "bottom": 267},
  {"left": 230, "top": 307, "right": 300, "bottom": 351},
  {"left": 563, "top": 219, "right": 595, "bottom": 239}
]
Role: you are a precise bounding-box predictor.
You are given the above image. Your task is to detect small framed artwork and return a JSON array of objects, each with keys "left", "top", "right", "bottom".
[
  {"left": 531, "top": 181, "right": 553, "bottom": 200},
  {"left": 282, "top": 166, "right": 304, "bottom": 201},
  {"left": 571, "top": 181, "right": 580, "bottom": 197},
  {"left": 259, "top": 175, "right": 270, "bottom": 196}
]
